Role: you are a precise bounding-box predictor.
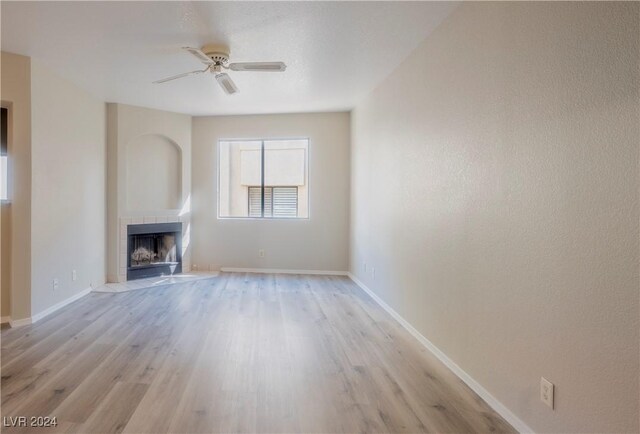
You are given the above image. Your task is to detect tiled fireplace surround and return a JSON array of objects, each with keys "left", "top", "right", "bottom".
[{"left": 117, "top": 214, "right": 190, "bottom": 283}]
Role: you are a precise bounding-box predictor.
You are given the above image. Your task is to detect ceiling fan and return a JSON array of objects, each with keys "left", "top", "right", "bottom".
[{"left": 153, "top": 44, "right": 286, "bottom": 95}]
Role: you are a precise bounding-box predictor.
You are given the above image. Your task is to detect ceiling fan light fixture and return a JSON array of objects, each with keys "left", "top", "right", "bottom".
[
  {"left": 215, "top": 73, "right": 238, "bottom": 95},
  {"left": 154, "top": 44, "right": 286, "bottom": 95}
]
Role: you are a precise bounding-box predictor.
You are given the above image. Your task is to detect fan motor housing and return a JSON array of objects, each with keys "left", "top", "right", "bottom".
[{"left": 202, "top": 44, "right": 230, "bottom": 64}]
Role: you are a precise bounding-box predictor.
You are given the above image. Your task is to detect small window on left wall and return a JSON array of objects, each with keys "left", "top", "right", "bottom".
[{"left": 0, "top": 107, "right": 8, "bottom": 201}]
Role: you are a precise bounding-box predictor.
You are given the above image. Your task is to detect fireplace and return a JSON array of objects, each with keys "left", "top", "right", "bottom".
[{"left": 127, "top": 222, "right": 182, "bottom": 280}]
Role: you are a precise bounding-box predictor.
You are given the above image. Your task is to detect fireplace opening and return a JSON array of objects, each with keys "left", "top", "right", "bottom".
[{"left": 127, "top": 222, "right": 182, "bottom": 280}]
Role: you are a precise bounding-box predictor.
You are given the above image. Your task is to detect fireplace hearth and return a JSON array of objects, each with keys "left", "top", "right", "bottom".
[{"left": 127, "top": 222, "right": 182, "bottom": 280}]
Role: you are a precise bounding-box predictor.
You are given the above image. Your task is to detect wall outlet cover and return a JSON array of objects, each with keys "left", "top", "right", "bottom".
[{"left": 540, "top": 377, "right": 554, "bottom": 409}]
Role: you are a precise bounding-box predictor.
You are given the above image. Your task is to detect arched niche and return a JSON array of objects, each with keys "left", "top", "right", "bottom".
[{"left": 126, "top": 134, "right": 182, "bottom": 212}]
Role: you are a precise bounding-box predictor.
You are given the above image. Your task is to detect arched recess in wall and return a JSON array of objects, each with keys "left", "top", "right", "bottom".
[{"left": 126, "top": 134, "right": 182, "bottom": 212}]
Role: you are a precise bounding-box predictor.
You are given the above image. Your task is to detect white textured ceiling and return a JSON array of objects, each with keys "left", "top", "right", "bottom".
[{"left": 1, "top": 1, "right": 456, "bottom": 116}]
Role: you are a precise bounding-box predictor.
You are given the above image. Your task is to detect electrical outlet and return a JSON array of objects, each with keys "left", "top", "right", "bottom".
[
  {"left": 540, "top": 377, "right": 554, "bottom": 409},
  {"left": 72, "top": 270, "right": 77, "bottom": 281},
  {"left": 192, "top": 264, "right": 198, "bottom": 271},
  {"left": 259, "top": 249, "right": 265, "bottom": 258},
  {"left": 52, "top": 278, "right": 59, "bottom": 291}
]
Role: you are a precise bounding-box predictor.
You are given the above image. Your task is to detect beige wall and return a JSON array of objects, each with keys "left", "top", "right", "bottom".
[
  {"left": 0, "top": 51, "right": 31, "bottom": 322},
  {"left": 1, "top": 204, "right": 10, "bottom": 317},
  {"left": 106, "top": 103, "right": 192, "bottom": 282},
  {"left": 192, "top": 112, "right": 349, "bottom": 271},
  {"left": 350, "top": 2, "right": 639, "bottom": 433},
  {"left": 30, "top": 59, "right": 106, "bottom": 316}
]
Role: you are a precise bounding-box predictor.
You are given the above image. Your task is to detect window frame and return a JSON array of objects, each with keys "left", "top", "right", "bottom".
[{"left": 216, "top": 137, "right": 310, "bottom": 220}]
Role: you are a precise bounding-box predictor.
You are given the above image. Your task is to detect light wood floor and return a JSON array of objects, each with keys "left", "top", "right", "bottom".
[{"left": 1, "top": 273, "right": 515, "bottom": 433}]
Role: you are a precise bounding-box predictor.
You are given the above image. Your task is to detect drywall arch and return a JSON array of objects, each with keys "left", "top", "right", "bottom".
[{"left": 126, "top": 133, "right": 182, "bottom": 212}]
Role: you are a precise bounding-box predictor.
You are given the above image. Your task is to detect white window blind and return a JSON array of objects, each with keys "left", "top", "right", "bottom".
[{"left": 249, "top": 187, "right": 298, "bottom": 218}]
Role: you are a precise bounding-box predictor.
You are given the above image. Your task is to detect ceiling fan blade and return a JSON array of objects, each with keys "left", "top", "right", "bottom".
[
  {"left": 228, "top": 62, "right": 286, "bottom": 72},
  {"left": 215, "top": 73, "right": 238, "bottom": 95},
  {"left": 182, "top": 46, "right": 214, "bottom": 65},
  {"left": 153, "top": 68, "right": 207, "bottom": 84}
]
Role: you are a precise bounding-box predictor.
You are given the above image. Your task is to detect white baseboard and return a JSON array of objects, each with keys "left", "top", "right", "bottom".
[
  {"left": 9, "top": 317, "right": 31, "bottom": 328},
  {"left": 1, "top": 315, "right": 11, "bottom": 324},
  {"left": 347, "top": 273, "right": 533, "bottom": 434},
  {"left": 31, "top": 287, "right": 93, "bottom": 324},
  {"left": 221, "top": 267, "right": 348, "bottom": 276},
  {"left": 8, "top": 287, "right": 93, "bottom": 328}
]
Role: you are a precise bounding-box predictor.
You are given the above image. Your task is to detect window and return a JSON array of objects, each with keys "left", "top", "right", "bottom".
[
  {"left": 218, "top": 139, "right": 309, "bottom": 219},
  {"left": 1, "top": 108, "right": 8, "bottom": 201}
]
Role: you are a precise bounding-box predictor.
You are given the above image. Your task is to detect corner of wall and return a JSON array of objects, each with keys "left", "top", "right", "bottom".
[{"left": 1, "top": 51, "right": 32, "bottom": 322}]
